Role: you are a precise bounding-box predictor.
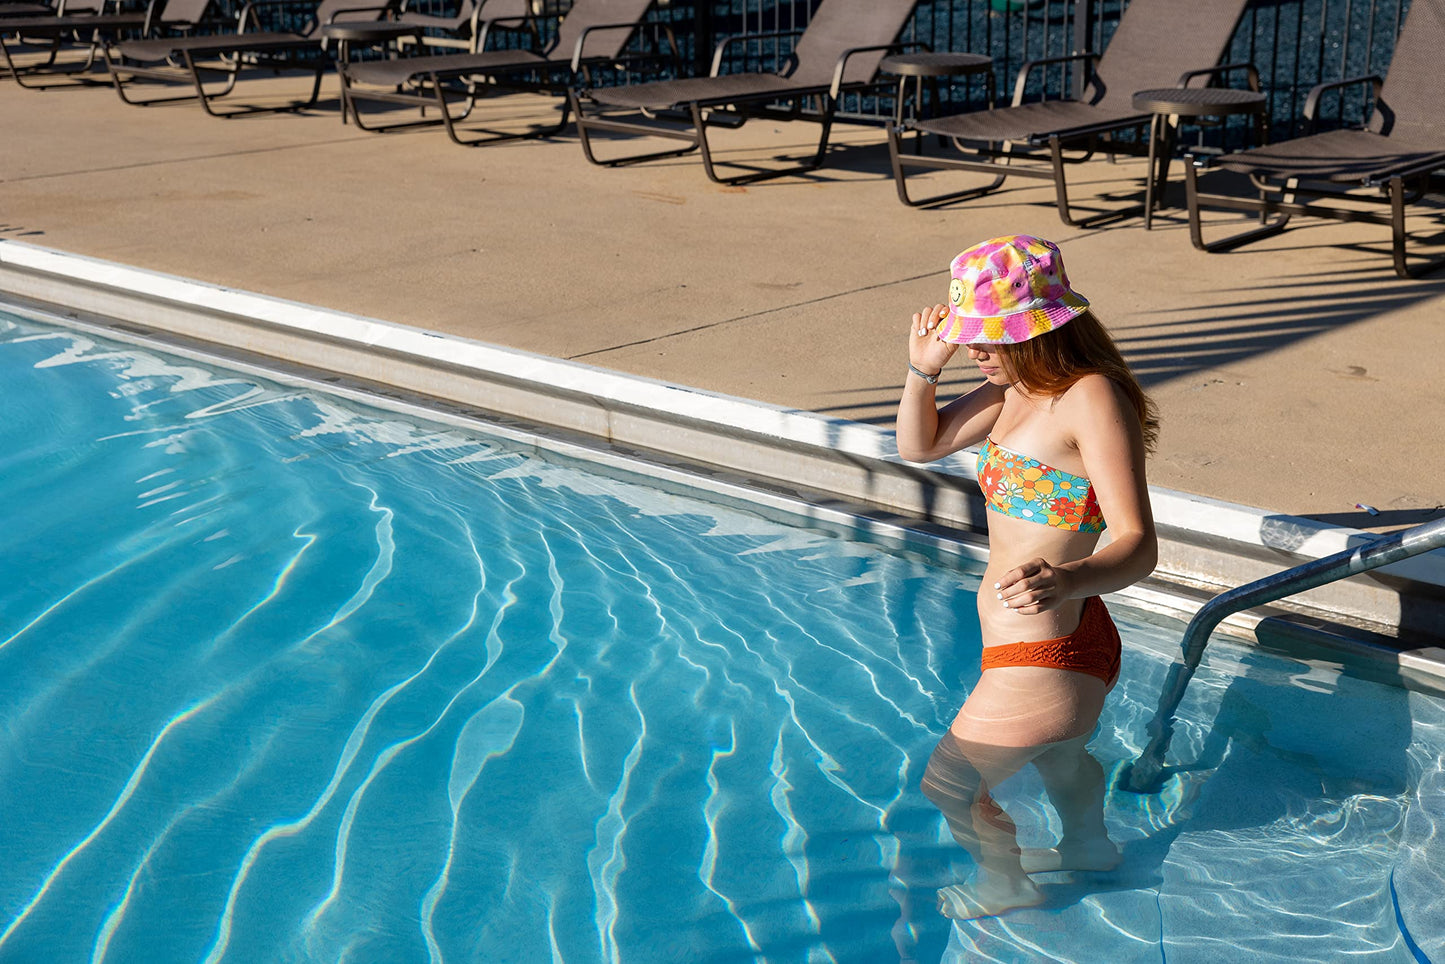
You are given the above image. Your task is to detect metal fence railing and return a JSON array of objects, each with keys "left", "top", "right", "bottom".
[
  {"left": 548, "top": 0, "right": 1412, "bottom": 149},
  {"left": 215, "top": 0, "right": 1413, "bottom": 146}
]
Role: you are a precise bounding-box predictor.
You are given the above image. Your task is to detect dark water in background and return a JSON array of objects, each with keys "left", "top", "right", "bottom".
[
  {"left": 1228, "top": 0, "right": 1411, "bottom": 136},
  {"left": 333, "top": 0, "right": 1415, "bottom": 142},
  {"left": 687, "top": 0, "right": 1416, "bottom": 142},
  {"left": 901, "top": 0, "right": 1414, "bottom": 140}
]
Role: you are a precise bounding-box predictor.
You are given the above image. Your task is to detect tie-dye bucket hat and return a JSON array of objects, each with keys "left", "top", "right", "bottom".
[{"left": 935, "top": 235, "right": 1090, "bottom": 345}]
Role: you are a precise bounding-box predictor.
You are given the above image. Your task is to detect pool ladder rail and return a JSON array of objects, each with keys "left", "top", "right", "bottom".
[{"left": 1122, "top": 514, "right": 1445, "bottom": 794}]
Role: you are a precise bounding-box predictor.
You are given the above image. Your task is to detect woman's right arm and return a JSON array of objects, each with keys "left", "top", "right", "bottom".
[{"left": 895, "top": 304, "right": 1006, "bottom": 463}]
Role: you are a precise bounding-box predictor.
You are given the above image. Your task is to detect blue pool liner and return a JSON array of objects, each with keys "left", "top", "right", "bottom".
[{"left": 1391, "top": 754, "right": 1444, "bottom": 964}]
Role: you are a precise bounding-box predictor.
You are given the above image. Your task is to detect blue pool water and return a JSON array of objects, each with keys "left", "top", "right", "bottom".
[{"left": 1, "top": 306, "right": 1442, "bottom": 964}]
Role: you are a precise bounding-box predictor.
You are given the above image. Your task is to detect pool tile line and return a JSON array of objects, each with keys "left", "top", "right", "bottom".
[{"left": 3, "top": 238, "right": 1443, "bottom": 645}]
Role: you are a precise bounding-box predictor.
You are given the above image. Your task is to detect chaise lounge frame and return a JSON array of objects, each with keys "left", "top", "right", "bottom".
[
  {"left": 887, "top": 0, "right": 1254, "bottom": 227},
  {"left": 568, "top": 0, "right": 922, "bottom": 186},
  {"left": 336, "top": 0, "right": 668, "bottom": 146},
  {"left": 103, "top": 0, "right": 389, "bottom": 116},
  {"left": 1184, "top": 0, "right": 1445, "bottom": 278},
  {"left": 1, "top": 0, "right": 200, "bottom": 88}
]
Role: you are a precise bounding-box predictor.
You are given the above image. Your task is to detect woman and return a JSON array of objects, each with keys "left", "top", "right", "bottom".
[{"left": 895, "top": 235, "right": 1158, "bottom": 919}]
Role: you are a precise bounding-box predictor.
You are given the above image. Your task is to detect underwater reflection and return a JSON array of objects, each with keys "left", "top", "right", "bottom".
[{"left": 920, "top": 729, "right": 1120, "bottom": 919}]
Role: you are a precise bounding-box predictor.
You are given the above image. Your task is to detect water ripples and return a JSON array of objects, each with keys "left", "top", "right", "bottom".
[{"left": 1, "top": 313, "right": 1443, "bottom": 964}]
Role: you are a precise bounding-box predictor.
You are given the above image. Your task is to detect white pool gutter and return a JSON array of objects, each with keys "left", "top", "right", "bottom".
[{"left": 3, "top": 239, "right": 1443, "bottom": 685}]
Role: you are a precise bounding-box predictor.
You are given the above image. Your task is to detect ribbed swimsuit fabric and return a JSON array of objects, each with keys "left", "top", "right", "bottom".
[{"left": 979, "top": 596, "right": 1121, "bottom": 685}]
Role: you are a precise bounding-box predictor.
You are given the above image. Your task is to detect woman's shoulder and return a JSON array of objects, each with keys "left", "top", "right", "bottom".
[
  {"left": 1057, "top": 372, "right": 1131, "bottom": 411},
  {"left": 1055, "top": 373, "right": 1137, "bottom": 438}
]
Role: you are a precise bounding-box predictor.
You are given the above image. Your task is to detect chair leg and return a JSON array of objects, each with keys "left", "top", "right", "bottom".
[
  {"left": 1390, "top": 175, "right": 1445, "bottom": 279},
  {"left": 438, "top": 81, "right": 570, "bottom": 146},
  {"left": 1048, "top": 135, "right": 1143, "bottom": 228},
  {"left": 886, "top": 123, "right": 1008, "bottom": 208},
  {"left": 1183, "top": 158, "right": 1291, "bottom": 253},
  {"left": 339, "top": 69, "right": 448, "bottom": 134},
  {"left": 1, "top": 34, "right": 108, "bottom": 89},
  {"left": 105, "top": 45, "right": 237, "bottom": 106},
  {"left": 185, "top": 50, "right": 326, "bottom": 118},
  {"left": 571, "top": 89, "right": 702, "bottom": 168},
  {"left": 1391, "top": 174, "right": 1409, "bottom": 278},
  {"left": 693, "top": 96, "right": 834, "bottom": 186}
]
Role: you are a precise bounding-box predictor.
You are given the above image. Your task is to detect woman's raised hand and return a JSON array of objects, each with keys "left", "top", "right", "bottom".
[{"left": 908, "top": 303, "right": 958, "bottom": 377}]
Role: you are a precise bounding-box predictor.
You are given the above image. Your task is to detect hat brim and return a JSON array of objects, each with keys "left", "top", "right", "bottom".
[{"left": 936, "top": 292, "right": 1090, "bottom": 345}]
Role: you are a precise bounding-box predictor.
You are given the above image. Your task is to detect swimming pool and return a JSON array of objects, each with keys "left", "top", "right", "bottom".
[{"left": 1, "top": 306, "right": 1441, "bottom": 964}]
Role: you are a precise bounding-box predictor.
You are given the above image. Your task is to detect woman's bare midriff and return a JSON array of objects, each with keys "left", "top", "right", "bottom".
[
  {"left": 976, "top": 511, "right": 1102, "bottom": 645},
  {"left": 952, "top": 510, "right": 1109, "bottom": 747}
]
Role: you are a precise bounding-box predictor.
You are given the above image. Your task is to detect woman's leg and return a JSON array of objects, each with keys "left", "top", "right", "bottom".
[
  {"left": 921, "top": 731, "right": 1047, "bottom": 918},
  {"left": 921, "top": 666, "right": 1115, "bottom": 916},
  {"left": 1020, "top": 734, "right": 1121, "bottom": 873},
  {"left": 950, "top": 664, "right": 1108, "bottom": 748}
]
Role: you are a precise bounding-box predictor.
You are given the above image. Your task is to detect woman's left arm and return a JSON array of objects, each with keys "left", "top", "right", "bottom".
[
  {"left": 1059, "top": 377, "right": 1157, "bottom": 598},
  {"left": 996, "top": 377, "right": 1157, "bottom": 612}
]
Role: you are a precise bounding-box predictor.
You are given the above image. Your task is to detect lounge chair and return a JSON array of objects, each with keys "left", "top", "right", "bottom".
[
  {"left": 1, "top": 0, "right": 209, "bottom": 87},
  {"left": 337, "top": 0, "right": 666, "bottom": 145},
  {"left": 888, "top": 0, "right": 1253, "bottom": 226},
  {"left": 1184, "top": 0, "right": 1445, "bottom": 278},
  {"left": 0, "top": 2, "right": 62, "bottom": 19},
  {"left": 569, "top": 0, "right": 922, "bottom": 185},
  {"left": 391, "top": 0, "right": 477, "bottom": 52},
  {"left": 103, "top": 0, "right": 390, "bottom": 116},
  {"left": 0, "top": 0, "right": 121, "bottom": 82}
]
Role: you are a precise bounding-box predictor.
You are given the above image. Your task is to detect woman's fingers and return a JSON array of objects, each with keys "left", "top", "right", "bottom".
[
  {"left": 994, "top": 558, "right": 1045, "bottom": 592},
  {"left": 995, "top": 558, "right": 1057, "bottom": 610},
  {"left": 1005, "top": 600, "right": 1048, "bottom": 615},
  {"left": 908, "top": 305, "right": 957, "bottom": 381},
  {"left": 910, "top": 304, "right": 950, "bottom": 338}
]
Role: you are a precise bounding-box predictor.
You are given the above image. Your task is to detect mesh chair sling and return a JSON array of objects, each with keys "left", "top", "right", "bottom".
[
  {"left": 389, "top": 0, "right": 481, "bottom": 52},
  {"left": 569, "top": 0, "right": 921, "bottom": 185},
  {"left": 1, "top": 1, "right": 65, "bottom": 16},
  {"left": 103, "top": 0, "right": 390, "bottom": 116},
  {"left": 337, "top": 0, "right": 661, "bottom": 145},
  {"left": 2, "top": 0, "right": 211, "bottom": 87},
  {"left": 1185, "top": 0, "right": 1445, "bottom": 278},
  {"left": 889, "top": 0, "right": 1252, "bottom": 227}
]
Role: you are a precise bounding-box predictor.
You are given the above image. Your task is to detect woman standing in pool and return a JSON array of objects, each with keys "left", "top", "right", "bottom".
[{"left": 895, "top": 235, "right": 1158, "bottom": 919}]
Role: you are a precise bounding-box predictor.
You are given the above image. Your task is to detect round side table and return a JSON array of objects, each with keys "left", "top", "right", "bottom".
[
  {"left": 879, "top": 51, "right": 995, "bottom": 127},
  {"left": 321, "top": 20, "right": 425, "bottom": 122},
  {"left": 1131, "top": 86, "right": 1268, "bottom": 228}
]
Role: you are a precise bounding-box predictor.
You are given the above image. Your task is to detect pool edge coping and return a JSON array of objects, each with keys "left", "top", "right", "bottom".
[{"left": 3, "top": 238, "right": 1443, "bottom": 659}]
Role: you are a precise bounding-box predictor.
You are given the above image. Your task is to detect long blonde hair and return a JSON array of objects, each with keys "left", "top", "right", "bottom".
[{"left": 1001, "top": 311, "right": 1160, "bottom": 453}]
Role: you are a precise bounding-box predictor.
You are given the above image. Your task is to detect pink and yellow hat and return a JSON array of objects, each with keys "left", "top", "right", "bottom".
[{"left": 935, "top": 235, "right": 1089, "bottom": 345}]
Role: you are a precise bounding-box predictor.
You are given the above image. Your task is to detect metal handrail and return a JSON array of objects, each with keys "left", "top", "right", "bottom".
[{"left": 1121, "top": 515, "right": 1445, "bottom": 794}]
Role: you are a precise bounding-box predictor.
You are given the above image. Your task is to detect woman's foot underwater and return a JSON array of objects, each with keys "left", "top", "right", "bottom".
[
  {"left": 1019, "top": 838, "right": 1122, "bottom": 874},
  {"left": 936, "top": 874, "right": 1045, "bottom": 920}
]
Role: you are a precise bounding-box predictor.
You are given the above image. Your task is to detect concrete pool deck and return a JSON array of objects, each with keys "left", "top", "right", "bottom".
[{"left": 3, "top": 74, "right": 1445, "bottom": 650}]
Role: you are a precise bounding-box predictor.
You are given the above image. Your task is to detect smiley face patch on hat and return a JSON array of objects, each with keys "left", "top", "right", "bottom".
[{"left": 936, "top": 235, "right": 1090, "bottom": 345}]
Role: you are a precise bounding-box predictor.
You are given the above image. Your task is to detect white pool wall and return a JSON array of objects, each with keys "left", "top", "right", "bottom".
[{"left": 4, "top": 239, "right": 1443, "bottom": 670}]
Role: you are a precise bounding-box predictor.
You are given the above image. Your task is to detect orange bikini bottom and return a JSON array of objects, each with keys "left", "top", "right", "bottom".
[{"left": 979, "top": 596, "right": 1121, "bottom": 686}]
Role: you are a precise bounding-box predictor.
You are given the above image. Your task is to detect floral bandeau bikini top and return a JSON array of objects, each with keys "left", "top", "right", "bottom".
[{"left": 976, "top": 436, "right": 1106, "bottom": 532}]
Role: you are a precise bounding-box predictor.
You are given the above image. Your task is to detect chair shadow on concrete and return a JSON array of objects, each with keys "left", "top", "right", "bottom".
[
  {"left": 834, "top": 258, "right": 1445, "bottom": 428},
  {"left": 1302, "top": 507, "right": 1444, "bottom": 531}
]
